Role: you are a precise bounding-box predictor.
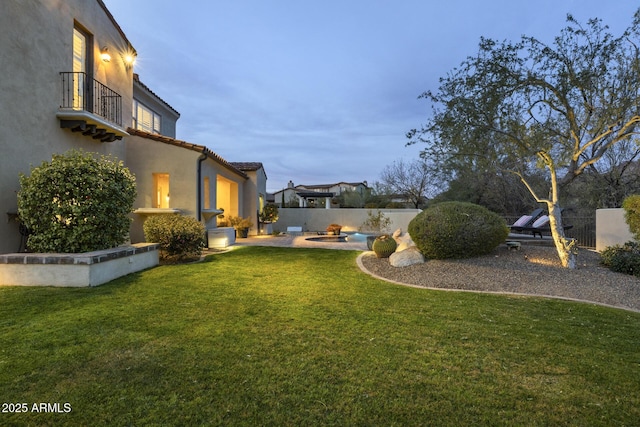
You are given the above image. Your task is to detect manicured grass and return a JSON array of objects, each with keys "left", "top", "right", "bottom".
[{"left": 1, "top": 246, "right": 639, "bottom": 425}]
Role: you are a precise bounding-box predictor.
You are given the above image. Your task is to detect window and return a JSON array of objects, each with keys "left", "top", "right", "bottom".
[
  {"left": 153, "top": 173, "right": 170, "bottom": 208},
  {"left": 133, "top": 100, "right": 161, "bottom": 134}
]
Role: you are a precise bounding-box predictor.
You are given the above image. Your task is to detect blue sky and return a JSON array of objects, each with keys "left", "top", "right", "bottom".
[{"left": 105, "top": 1, "right": 638, "bottom": 193}]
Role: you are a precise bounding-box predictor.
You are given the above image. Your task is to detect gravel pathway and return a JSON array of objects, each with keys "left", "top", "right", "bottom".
[{"left": 358, "top": 245, "right": 640, "bottom": 313}]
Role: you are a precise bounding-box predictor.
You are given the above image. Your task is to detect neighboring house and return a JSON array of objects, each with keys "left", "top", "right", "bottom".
[
  {"left": 0, "top": 0, "right": 134, "bottom": 254},
  {"left": 0, "top": 0, "right": 267, "bottom": 254},
  {"left": 273, "top": 181, "right": 370, "bottom": 208}
]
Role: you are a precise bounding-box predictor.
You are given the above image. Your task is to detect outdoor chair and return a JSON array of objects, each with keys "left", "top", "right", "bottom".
[
  {"left": 512, "top": 214, "right": 574, "bottom": 238},
  {"left": 509, "top": 208, "right": 544, "bottom": 232}
]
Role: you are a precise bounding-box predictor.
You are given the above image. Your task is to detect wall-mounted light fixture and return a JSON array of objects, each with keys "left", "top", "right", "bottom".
[
  {"left": 100, "top": 46, "right": 111, "bottom": 62},
  {"left": 123, "top": 52, "right": 136, "bottom": 69}
]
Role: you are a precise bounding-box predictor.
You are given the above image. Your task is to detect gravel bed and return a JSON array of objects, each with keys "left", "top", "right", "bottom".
[{"left": 359, "top": 245, "right": 640, "bottom": 312}]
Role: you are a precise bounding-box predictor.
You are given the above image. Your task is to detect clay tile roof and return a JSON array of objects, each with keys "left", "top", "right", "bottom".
[
  {"left": 126, "top": 128, "right": 247, "bottom": 179},
  {"left": 133, "top": 74, "right": 180, "bottom": 117},
  {"left": 229, "top": 162, "right": 264, "bottom": 171}
]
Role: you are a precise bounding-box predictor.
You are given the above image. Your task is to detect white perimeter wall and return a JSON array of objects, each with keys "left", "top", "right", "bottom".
[
  {"left": 274, "top": 208, "right": 421, "bottom": 234},
  {"left": 596, "top": 208, "right": 634, "bottom": 252}
]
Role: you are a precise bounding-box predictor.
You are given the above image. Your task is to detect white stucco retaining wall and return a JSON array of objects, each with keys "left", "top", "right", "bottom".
[
  {"left": 596, "top": 208, "right": 634, "bottom": 252},
  {"left": 0, "top": 244, "right": 158, "bottom": 287},
  {"left": 274, "top": 208, "right": 422, "bottom": 234}
]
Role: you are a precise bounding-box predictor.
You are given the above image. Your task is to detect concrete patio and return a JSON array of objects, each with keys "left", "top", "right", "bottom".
[{"left": 232, "top": 233, "right": 369, "bottom": 251}]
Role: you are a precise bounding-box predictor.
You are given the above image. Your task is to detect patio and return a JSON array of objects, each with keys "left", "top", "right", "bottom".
[{"left": 233, "top": 233, "right": 369, "bottom": 251}]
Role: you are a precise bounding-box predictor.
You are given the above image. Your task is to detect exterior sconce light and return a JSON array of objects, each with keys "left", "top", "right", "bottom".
[
  {"left": 123, "top": 53, "right": 136, "bottom": 68},
  {"left": 100, "top": 46, "right": 111, "bottom": 62}
]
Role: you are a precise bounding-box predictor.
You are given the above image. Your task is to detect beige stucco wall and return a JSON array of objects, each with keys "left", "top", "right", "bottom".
[
  {"left": 0, "top": 0, "right": 134, "bottom": 253},
  {"left": 596, "top": 208, "right": 634, "bottom": 252},
  {"left": 275, "top": 208, "right": 421, "bottom": 234},
  {"left": 125, "top": 136, "right": 248, "bottom": 243},
  {"left": 242, "top": 167, "right": 268, "bottom": 236}
]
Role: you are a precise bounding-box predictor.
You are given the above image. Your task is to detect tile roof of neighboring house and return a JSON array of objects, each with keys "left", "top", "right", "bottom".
[
  {"left": 127, "top": 128, "right": 247, "bottom": 179},
  {"left": 274, "top": 181, "right": 368, "bottom": 192},
  {"left": 133, "top": 74, "right": 180, "bottom": 117}
]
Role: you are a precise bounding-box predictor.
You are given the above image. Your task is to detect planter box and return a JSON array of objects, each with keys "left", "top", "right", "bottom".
[
  {"left": 207, "top": 227, "right": 236, "bottom": 248},
  {"left": 0, "top": 243, "right": 159, "bottom": 287}
]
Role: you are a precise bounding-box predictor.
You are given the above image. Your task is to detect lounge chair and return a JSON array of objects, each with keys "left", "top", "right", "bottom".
[
  {"left": 513, "top": 214, "right": 574, "bottom": 238},
  {"left": 509, "top": 208, "right": 544, "bottom": 232}
]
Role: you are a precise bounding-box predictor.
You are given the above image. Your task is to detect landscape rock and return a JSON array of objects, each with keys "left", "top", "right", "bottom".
[
  {"left": 393, "top": 229, "right": 416, "bottom": 252},
  {"left": 389, "top": 247, "right": 425, "bottom": 267}
]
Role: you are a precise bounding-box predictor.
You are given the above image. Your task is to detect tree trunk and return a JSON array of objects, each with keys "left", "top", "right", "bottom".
[
  {"left": 518, "top": 160, "right": 578, "bottom": 268},
  {"left": 547, "top": 203, "right": 578, "bottom": 269}
]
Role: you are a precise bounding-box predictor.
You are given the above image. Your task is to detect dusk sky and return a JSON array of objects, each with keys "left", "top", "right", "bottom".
[{"left": 105, "top": 1, "right": 638, "bottom": 193}]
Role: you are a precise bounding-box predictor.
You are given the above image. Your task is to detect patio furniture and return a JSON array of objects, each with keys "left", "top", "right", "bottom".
[{"left": 509, "top": 208, "right": 544, "bottom": 232}]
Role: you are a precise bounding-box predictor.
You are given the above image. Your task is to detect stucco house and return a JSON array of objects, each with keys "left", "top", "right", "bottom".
[
  {"left": 0, "top": 0, "right": 266, "bottom": 254},
  {"left": 127, "top": 75, "right": 267, "bottom": 240},
  {"left": 273, "top": 181, "right": 370, "bottom": 208},
  {"left": 229, "top": 162, "right": 269, "bottom": 233},
  {"left": 0, "top": 0, "right": 133, "bottom": 254}
]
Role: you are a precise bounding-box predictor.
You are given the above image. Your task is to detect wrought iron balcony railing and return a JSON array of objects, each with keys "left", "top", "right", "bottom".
[{"left": 60, "top": 72, "right": 123, "bottom": 127}]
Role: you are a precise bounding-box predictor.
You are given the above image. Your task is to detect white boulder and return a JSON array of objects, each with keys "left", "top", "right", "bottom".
[
  {"left": 389, "top": 247, "right": 425, "bottom": 267},
  {"left": 392, "top": 228, "right": 416, "bottom": 252}
]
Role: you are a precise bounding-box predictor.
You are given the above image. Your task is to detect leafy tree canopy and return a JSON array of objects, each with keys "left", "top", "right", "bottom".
[{"left": 408, "top": 10, "right": 640, "bottom": 267}]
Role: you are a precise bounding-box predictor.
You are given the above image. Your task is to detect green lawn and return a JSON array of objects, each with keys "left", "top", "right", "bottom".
[{"left": 1, "top": 246, "right": 639, "bottom": 426}]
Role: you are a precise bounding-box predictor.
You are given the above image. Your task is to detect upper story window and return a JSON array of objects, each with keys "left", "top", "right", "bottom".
[
  {"left": 133, "top": 100, "right": 161, "bottom": 134},
  {"left": 72, "top": 27, "right": 89, "bottom": 109}
]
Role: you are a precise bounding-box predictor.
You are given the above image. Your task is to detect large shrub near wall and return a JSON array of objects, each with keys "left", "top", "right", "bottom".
[
  {"left": 408, "top": 202, "right": 509, "bottom": 259},
  {"left": 622, "top": 195, "right": 640, "bottom": 241},
  {"left": 600, "top": 241, "right": 640, "bottom": 277},
  {"left": 17, "top": 150, "right": 136, "bottom": 253},
  {"left": 143, "top": 214, "right": 205, "bottom": 262}
]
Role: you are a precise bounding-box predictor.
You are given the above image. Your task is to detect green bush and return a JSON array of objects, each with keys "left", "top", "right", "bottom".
[
  {"left": 17, "top": 149, "right": 136, "bottom": 253},
  {"left": 408, "top": 201, "right": 509, "bottom": 259},
  {"left": 143, "top": 214, "right": 205, "bottom": 262},
  {"left": 622, "top": 195, "right": 640, "bottom": 241},
  {"left": 259, "top": 203, "right": 279, "bottom": 223},
  {"left": 359, "top": 209, "right": 391, "bottom": 233},
  {"left": 600, "top": 241, "right": 640, "bottom": 277}
]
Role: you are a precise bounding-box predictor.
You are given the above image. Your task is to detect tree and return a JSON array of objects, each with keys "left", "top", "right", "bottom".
[
  {"left": 379, "top": 159, "right": 438, "bottom": 208},
  {"left": 431, "top": 162, "right": 549, "bottom": 216},
  {"left": 408, "top": 11, "right": 640, "bottom": 268}
]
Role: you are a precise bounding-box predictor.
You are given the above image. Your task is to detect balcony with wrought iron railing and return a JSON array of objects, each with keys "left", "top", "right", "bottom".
[{"left": 56, "top": 72, "right": 129, "bottom": 142}]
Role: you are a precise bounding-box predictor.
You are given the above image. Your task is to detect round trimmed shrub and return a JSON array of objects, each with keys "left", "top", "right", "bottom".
[
  {"left": 622, "top": 195, "right": 640, "bottom": 241},
  {"left": 408, "top": 202, "right": 509, "bottom": 259},
  {"left": 17, "top": 149, "right": 136, "bottom": 253},
  {"left": 143, "top": 214, "right": 205, "bottom": 262}
]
